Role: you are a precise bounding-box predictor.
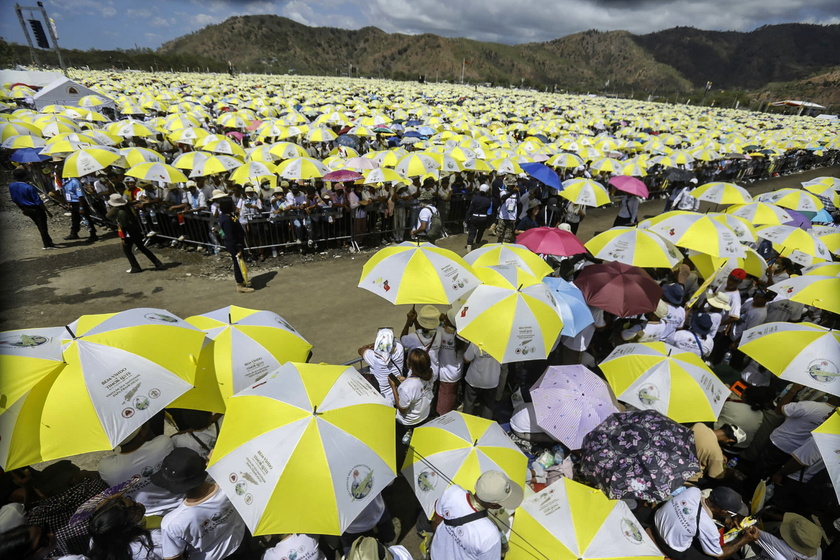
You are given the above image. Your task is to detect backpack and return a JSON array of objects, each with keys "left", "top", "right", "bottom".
[{"left": 426, "top": 206, "right": 443, "bottom": 242}]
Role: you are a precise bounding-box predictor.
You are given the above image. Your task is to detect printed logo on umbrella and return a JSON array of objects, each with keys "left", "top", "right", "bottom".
[
  {"left": 808, "top": 359, "right": 839, "bottom": 383},
  {"left": 621, "top": 518, "right": 644, "bottom": 544},
  {"left": 347, "top": 465, "right": 374, "bottom": 500},
  {"left": 144, "top": 312, "right": 179, "bottom": 323},
  {"left": 637, "top": 384, "right": 660, "bottom": 405},
  {"left": 0, "top": 333, "right": 48, "bottom": 347},
  {"left": 417, "top": 469, "right": 439, "bottom": 492}
]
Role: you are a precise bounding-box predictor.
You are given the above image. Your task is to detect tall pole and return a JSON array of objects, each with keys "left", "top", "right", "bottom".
[
  {"left": 37, "top": 1, "right": 66, "bottom": 76},
  {"left": 460, "top": 58, "right": 465, "bottom": 84},
  {"left": 14, "top": 4, "right": 40, "bottom": 66}
]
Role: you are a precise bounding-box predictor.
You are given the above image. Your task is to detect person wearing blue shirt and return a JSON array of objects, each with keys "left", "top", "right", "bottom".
[
  {"left": 9, "top": 167, "right": 56, "bottom": 249},
  {"left": 62, "top": 174, "right": 98, "bottom": 242}
]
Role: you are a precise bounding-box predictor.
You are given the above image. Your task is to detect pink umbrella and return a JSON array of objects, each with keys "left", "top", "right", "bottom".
[
  {"left": 225, "top": 131, "right": 245, "bottom": 140},
  {"left": 323, "top": 169, "right": 364, "bottom": 182},
  {"left": 609, "top": 176, "right": 649, "bottom": 199},
  {"left": 530, "top": 365, "right": 618, "bottom": 450},
  {"left": 516, "top": 227, "right": 587, "bottom": 257},
  {"left": 574, "top": 261, "right": 662, "bottom": 317}
]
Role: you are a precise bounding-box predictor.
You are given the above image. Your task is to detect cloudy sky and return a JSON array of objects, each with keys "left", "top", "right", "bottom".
[{"left": 2, "top": 0, "right": 839, "bottom": 51}]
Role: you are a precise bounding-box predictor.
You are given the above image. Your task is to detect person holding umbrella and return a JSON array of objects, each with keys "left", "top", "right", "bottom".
[
  {"left": 105, "top": 194, "right": 165, "bottom": 274},
  {"left": 8, "top": 167, "right": 56, "bottom": 250}
]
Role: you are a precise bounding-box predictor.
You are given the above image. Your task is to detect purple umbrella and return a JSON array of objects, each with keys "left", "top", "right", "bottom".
[
  {"left": 580, "top": 409, "right": 700, "bottom": 502},
  {"left": 608, "top": 175, "right": 649, "bottom": 199},
  {"left": 783, "top": 209, "right": 812, "bottom": 230},
  {"left": 323, "top": 169, "right": 364, "bottom": 182},
  {"left": 530, "top": 365, "right": 617, "bottom": 450}
]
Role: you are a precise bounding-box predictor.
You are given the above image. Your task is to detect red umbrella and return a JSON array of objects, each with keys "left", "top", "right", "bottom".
[
  {"left": 574, "top": 261, "right": 662, "bottom": 317},
  {"left": 608, "top": 176, "right": 649, "bottom": 198},
  {"left": 516, "top": 227, "right": 587, "bottom": 256},
  {"left": 323, "top": 169, "right": 364, "bottom": 182}
]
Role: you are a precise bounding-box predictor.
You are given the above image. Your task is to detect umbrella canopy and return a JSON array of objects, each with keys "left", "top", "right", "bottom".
[
  {"left": 639, "top": 212, "right": 745, "bottom": 258},
  {"left": 0, "top": 327, "right": 66, "bottom": 416},
  {"left": 520, "top": 162, "right": 561, "bottom": 190},
  {"left": 574, "top": 261, "right": 663, "bottom": 318},
  {"left": 585, "top": 227, "right": 682, "bottom": 269},
  {"left": 10, "top": 147, "right": 49, "bottom": 163},
  {"left": 358, "top": 242, "right": 480, "bottom": 305},
  {"left": 0, "top": 309, "right": 204, "bottom": 470},
  {"left": 454, "top": 265, "right": 563, "bottom": 363},
  {"left": 516, "top": 227, "right": 587, "bottom": 257},
  {"left": 275, "top": 156, "right": 330, "bottom": 180},
  {"left": 663, "top": 167, "right": 694, "bottom": 182},
  {"left": 580, "top": 410, "right": 700, "bottom": 502},
  {"left": 542, "top": 277, "right": 595, "bottom": 338},
  {"left": 725, "top": 201, "right": 793, "bottom": 225},
  {"left": 758, "top": 188, "right": 824, "bottom": 212},
  {"left": 756, "top": 225, "right": 833, "bottom": 263},
  {"left": 530, "top": 365, "right": 618, "bottom": 450},
  {"left": 691, "top": 182, "right": 753, "bottom": 205},
  {"left": 608, "top": 175, "right": 649, "bottom": 198},
  {"left": 687, "top": 247, "right": 767, "bottom": 280},
  {"left": 811, "top": 411, "right": 840, "bottom": 505},
  {"left": 739, "top": 322, "right": 840, "bottom": 397},
  {"left": 559, "top": 178, "right": 611, "bottom": 207},
  {"left": 207, "top": 362, "right": 396, "bottom": 535},
  {"left": 507, "top": 479, "right": 663, "bottom": 560},
  {"left": 402, "top": 411, "right": 527, "bottom": 518},
  {"left": 323, "top": 169, "right": 364, "bottom": 182},
  {"left": 600, "top": 342, "right": 728, "bottom": 423},
  {"left": 708, "top": 213, "right": 757, "bottom": 243},
  {"left": 125, "top": 162, "right": 188, "bottom": 183},
  {"left": 190, "top": 155, "right": 244, "bottom": 177},
  {"left": 768, "top": 275, "right": 840, "bottom": 315},
  {"left": 175, "top": 305, "right": 312, "bottom": 406},
  {"left": 394, "top": 153, "right": 439, "bottom": 177},
  {"left": 463, "top": 243, "right": 553, "bottom": 278}
]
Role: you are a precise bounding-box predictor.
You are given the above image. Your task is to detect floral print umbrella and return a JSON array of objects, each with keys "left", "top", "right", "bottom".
[{"left": 580, "top": 409, "right": 699, "bottom": 502}]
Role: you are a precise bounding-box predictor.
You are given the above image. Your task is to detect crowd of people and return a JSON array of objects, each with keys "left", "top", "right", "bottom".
[{"left": 2, "top": 71, "right": 840, "bottom": 560}]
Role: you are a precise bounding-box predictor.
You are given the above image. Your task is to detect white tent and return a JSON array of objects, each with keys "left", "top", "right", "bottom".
[
  {"left": 32, "top": 77, "right": 114, "bottom": 110},
  {"left": 0, "top": 69, "right": 64, "bottom": 88}
]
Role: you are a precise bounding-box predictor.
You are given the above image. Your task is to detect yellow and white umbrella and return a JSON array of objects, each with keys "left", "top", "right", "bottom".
[
  {"left": 207, "top": 362, "right": 396, "bottom": 535},
  {"left": 0, "top": 308, "right": 204, "bottom": 470},
  {"left": 201, "top": 138, "right": 247, "bottom": 158},
  {"left": 768, "top": 275, "right": 840, "bottom": 315},
  {"left": 811, "top": 411, "right": 840, "bottom": 504},
  {"left": 454, "top": 265, "right": 563, "bottom": 363},
  {"left": 1, "top": 134, "right": 47, "bottom": 149},
  {"left": 757, "top": 188, "right": 824, "bottom": 212},
  {"left": 638, "top": 211, "right": 745, "bottom": 258},
  {"left": 268, "top": 141, "right": 307, "bottom": 160},
  {"left": 739, "top": 322, "right": 840, "bottom": 397},
  {"left": 546, "top": 152, "right": 583, "bottom": 169},
  {"left": 402, "top": 411, "right": 526, "bottom": 518},
  {"left": 0, "top": 121, "right": 41, "bottom": 140},
  {"left": 508, "top": 478, "right": 663, "bottom": 560},
  {"left": 275, "top": 156, "right": 330, "bottom": 180},
  {"left": 491, "top": 157, "right": 524, "bottom": 175},
  {"left": 62, "top": 146, "right": 124, "bottom": 178},
  {"left": 462, "top": 157, "right": 494, "bottom": 172},
  {"left": 364, "top": 167, "right": 407, "bottom": 184},
  {"left": 559, "top": 178, "right": 611, "bottom": 207},
  {"left": 802, "top": 177, "right": 840, "bottom": 191},
  {"left": 600, "top": 342, "right": 728, "bottom": 423},
  {"left": 463, "top": 243, "right": 553, "bottom": 278},
  {"left": 125, "top": 162, "right": 188, "bottom": 184},
  {"left": 305, "top": 127, "right": 338, "bottom": 143},
  {"left": 691, "top": 182, "right": 752, "bottom": 205},
  {"left": 725, "top": 201, "right": 793, "bottom": 225},
  {"left": 119, "top": 147, "right": 165, "bottom": 166},
  {"left": 756, "top": 225, "right": 832, "bottom": 263},
  {"left": 395, "top": 153, "right": 440, "bottom": 177},
  {"left": 358, "top": 242, "right": 480, "bottom": 305},
  {"left": 108, "top": 119, "right": 157, "bottom": 138},
  {"left": 708, "top": 214, "right": 757, "bottom": 243},
  {"left": 189, "top": 155, "right": 244, "bottom": 178},
  {"left": 0, "top": 327, "right": 66, "bottom": 416},
  {"left": 585, "top": 227, "right": 683, "bottom": 269},
  {"left": 229, "top": 161, "right": 277, "bottom": 185},
  {"left": 802, "top": 262, "right": 840, "bottom": 276},
  {"left": 687, "top": 247, "right": 767, "bottom": 280}
]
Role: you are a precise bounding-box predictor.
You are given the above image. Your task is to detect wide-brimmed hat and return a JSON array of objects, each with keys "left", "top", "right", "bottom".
[
  {"left": 417, "top": 305, "right": 441, "bottom": 329},
  {"left": 780, "top": 512, "right": 823, "bottom": 556},
  {"left": 107, "top": 193, "right": 127, "bottom": 207},
  {"left": 475, "top": 470, "right": 524, "bottom": 510},
  {"left": 653, "top": 300, "right": 669, "bottom": 319},
  {"left": 244, "top": 186, "right": 257, "bottom": 194},
  {"left": 185, "top": 180, "right": 198, "bottom": 189},
  {"left": 706, "top": 290, "right": 731, "bottom": 311},
  {"left": 662, "top": 283, "right": 685, "bottom": 305},
  {"left": 150, "top": 447, "right": 206, "bottom": 494},
  {"left": 528, "top": 198, "right": 541, "bottom": 210},
  {"left": 692, "top": 313, "right": 713, "bottom": 336},
  {"left": 347, "top": 536, "right": 394, "bottom": 560},
  {"left": 209, "top": 189, "right": 228, "bottom": 201},
  {"left": 280, "top": 180, "right": 290, "bottom": 187},
  {"left": 273, "top": 187, "right": 284, "bottom": 194}
]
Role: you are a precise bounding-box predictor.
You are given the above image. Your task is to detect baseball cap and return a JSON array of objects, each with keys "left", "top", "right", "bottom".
[
  {"left": 475, "top": 470, "right": 523, "bottom": 510},
  {"left": 479, "top": 184, "right": 490, "bottom": 193},
  {"left": 729, "top": 268, "right": 747, "bottom": 280},
  {"left": 689, "top": 177, "right": 698, "bottom": 184},
  {"left": 150, "top": 448, "right": 206, "bottom": 494},
  {"left": 708, "top": 486, "right": 742, "bottom": 515}
]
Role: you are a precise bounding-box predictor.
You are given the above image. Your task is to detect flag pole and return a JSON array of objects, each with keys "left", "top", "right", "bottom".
[{"left": 461, "top": 58, "right": 465, "bottom": 84}]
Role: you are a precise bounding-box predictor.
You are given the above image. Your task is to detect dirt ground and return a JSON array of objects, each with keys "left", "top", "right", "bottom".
[{"left": 1, "top": 164, "right": 837, "bottom": 551}]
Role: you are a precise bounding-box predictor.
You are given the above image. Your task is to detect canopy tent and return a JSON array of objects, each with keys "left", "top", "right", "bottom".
[
  {"left": 32, "top": 77, "right": 114, "bottom": 110},
  {"left": 0, "top": 69, "right": 64, "bottom": 89}
]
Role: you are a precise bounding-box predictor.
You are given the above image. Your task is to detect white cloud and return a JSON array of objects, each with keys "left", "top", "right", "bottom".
[
  {"left": 127, "top": 8, "right": 154, "bottom": 18},
  {"left": 102, "top": 6, "right": 118, "bottom": 18},
  {"left": 151, "top": 16, "right": 173, "bottom": 27},
  {"left": 192, "top": 13, "right": 222, "bottom": 27}
]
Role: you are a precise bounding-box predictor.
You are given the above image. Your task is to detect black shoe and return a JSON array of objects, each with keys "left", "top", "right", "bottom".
[
  {"left": 64, "top": 234, "right": 80, "bottom": 240},
  {"left": 153, "top": 262, "right": 165, "bottom": 270},
  {"left": 127, "top": 268, "right": 142, "bottom": 274},
  {"left": 85, "top": 235, "right": 99, "bottom": 243},
  {"left": 42, "top": 244, "right": 58, "bottom": 250}
]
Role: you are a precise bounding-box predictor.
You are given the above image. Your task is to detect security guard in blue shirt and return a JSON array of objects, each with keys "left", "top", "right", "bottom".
[
  {"left": 9, "top": 167, "right": 56, "bottom": 249},
  {"left": 63, "top": 175, "right": 98, "bottom": 242}
]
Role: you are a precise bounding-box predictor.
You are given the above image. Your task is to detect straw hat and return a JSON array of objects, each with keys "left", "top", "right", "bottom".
[
  {"left": 107, "top": 193, "right": 127, "bottom": 207},
  {"left": 705, "top": 290, "right": 731, "bottom": 311},
  {"left": 209, "top": 189, "right": 228, "bottom": 201}
]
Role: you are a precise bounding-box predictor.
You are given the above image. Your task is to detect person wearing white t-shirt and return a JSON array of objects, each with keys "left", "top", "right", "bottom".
[
  {"left": 436, "top": 309, "right": 465, "bottom": 416},
  {"left": 463, "top": 343, "right": 502, "bottom": 420},
  {"left": 263, "top": 534, "right": 324, "bottom": 560},
  {"left": 708, "top": 271, "right": 744, "bottom": 364},
  {"left": 430, "top": 471, "right": 524, "bottom": 560},
  {"left": 666, "top": 313, "right": 715, "bottom": 360},
  {"left": 390, "top": 348, "right": 434, "bottom": 463},
  {"left": 88, "top": 493, "right": 163, "bottom": 560},
  {"left": 151, "top": 448, "right": 247, "bottom": 560},
  {"left": 401, "top": 306, "right": 443, "bottom": 382},
  {"left": 653, "top": 486, "right": 756, "bottom": 559},
  {"left": 746, "top": 513, "right": 823, "bottom": 560},
  {"left": 98, "top": 424, "right": 184, "bottom": 517}
]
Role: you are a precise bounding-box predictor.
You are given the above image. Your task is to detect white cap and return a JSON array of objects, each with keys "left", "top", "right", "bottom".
[
  {"left": 479, "top": 183, "right": 490, "bottom": 193},
  {"left": 475, "top": 470, "right": 524, "bottom": 509}
]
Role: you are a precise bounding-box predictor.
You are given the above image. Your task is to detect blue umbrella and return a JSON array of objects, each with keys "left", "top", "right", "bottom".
[
  {"left": 336, "top": 134, "right": 360, "bottom": 147},
  {"left": 811, "top": 208, "right": 834, "bottom": 224},
  {"left": 542, "top": 277, "right": 594, "bottom": 337},
  {"left": 405, "top": 119, "right": 422, "bottom": 126},
  {"left": 417, "top": 126, "right": 436, "bottom": 136},
  {"left": 403, "top": 130, "right": 424, "bottom": 138},
  {"left": 11, "top": 147, "right": 49, "bottom": 163},
  {"left": 520, "top": 162, "right": 561, "bottom": 190}
]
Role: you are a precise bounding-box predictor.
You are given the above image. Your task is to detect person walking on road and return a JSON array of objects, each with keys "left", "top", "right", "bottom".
[
  {"left": 63, "top": 174, "right": 98, "bottom": 243},
  {"left": 217, "top": 196, "right": 255, "bottom": 293},
  {"left": 8, "top": 167, "right": 56, "bottom": 250},
  {"left": 105, "top": 193, "right": 165, "bottom": 274}
]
